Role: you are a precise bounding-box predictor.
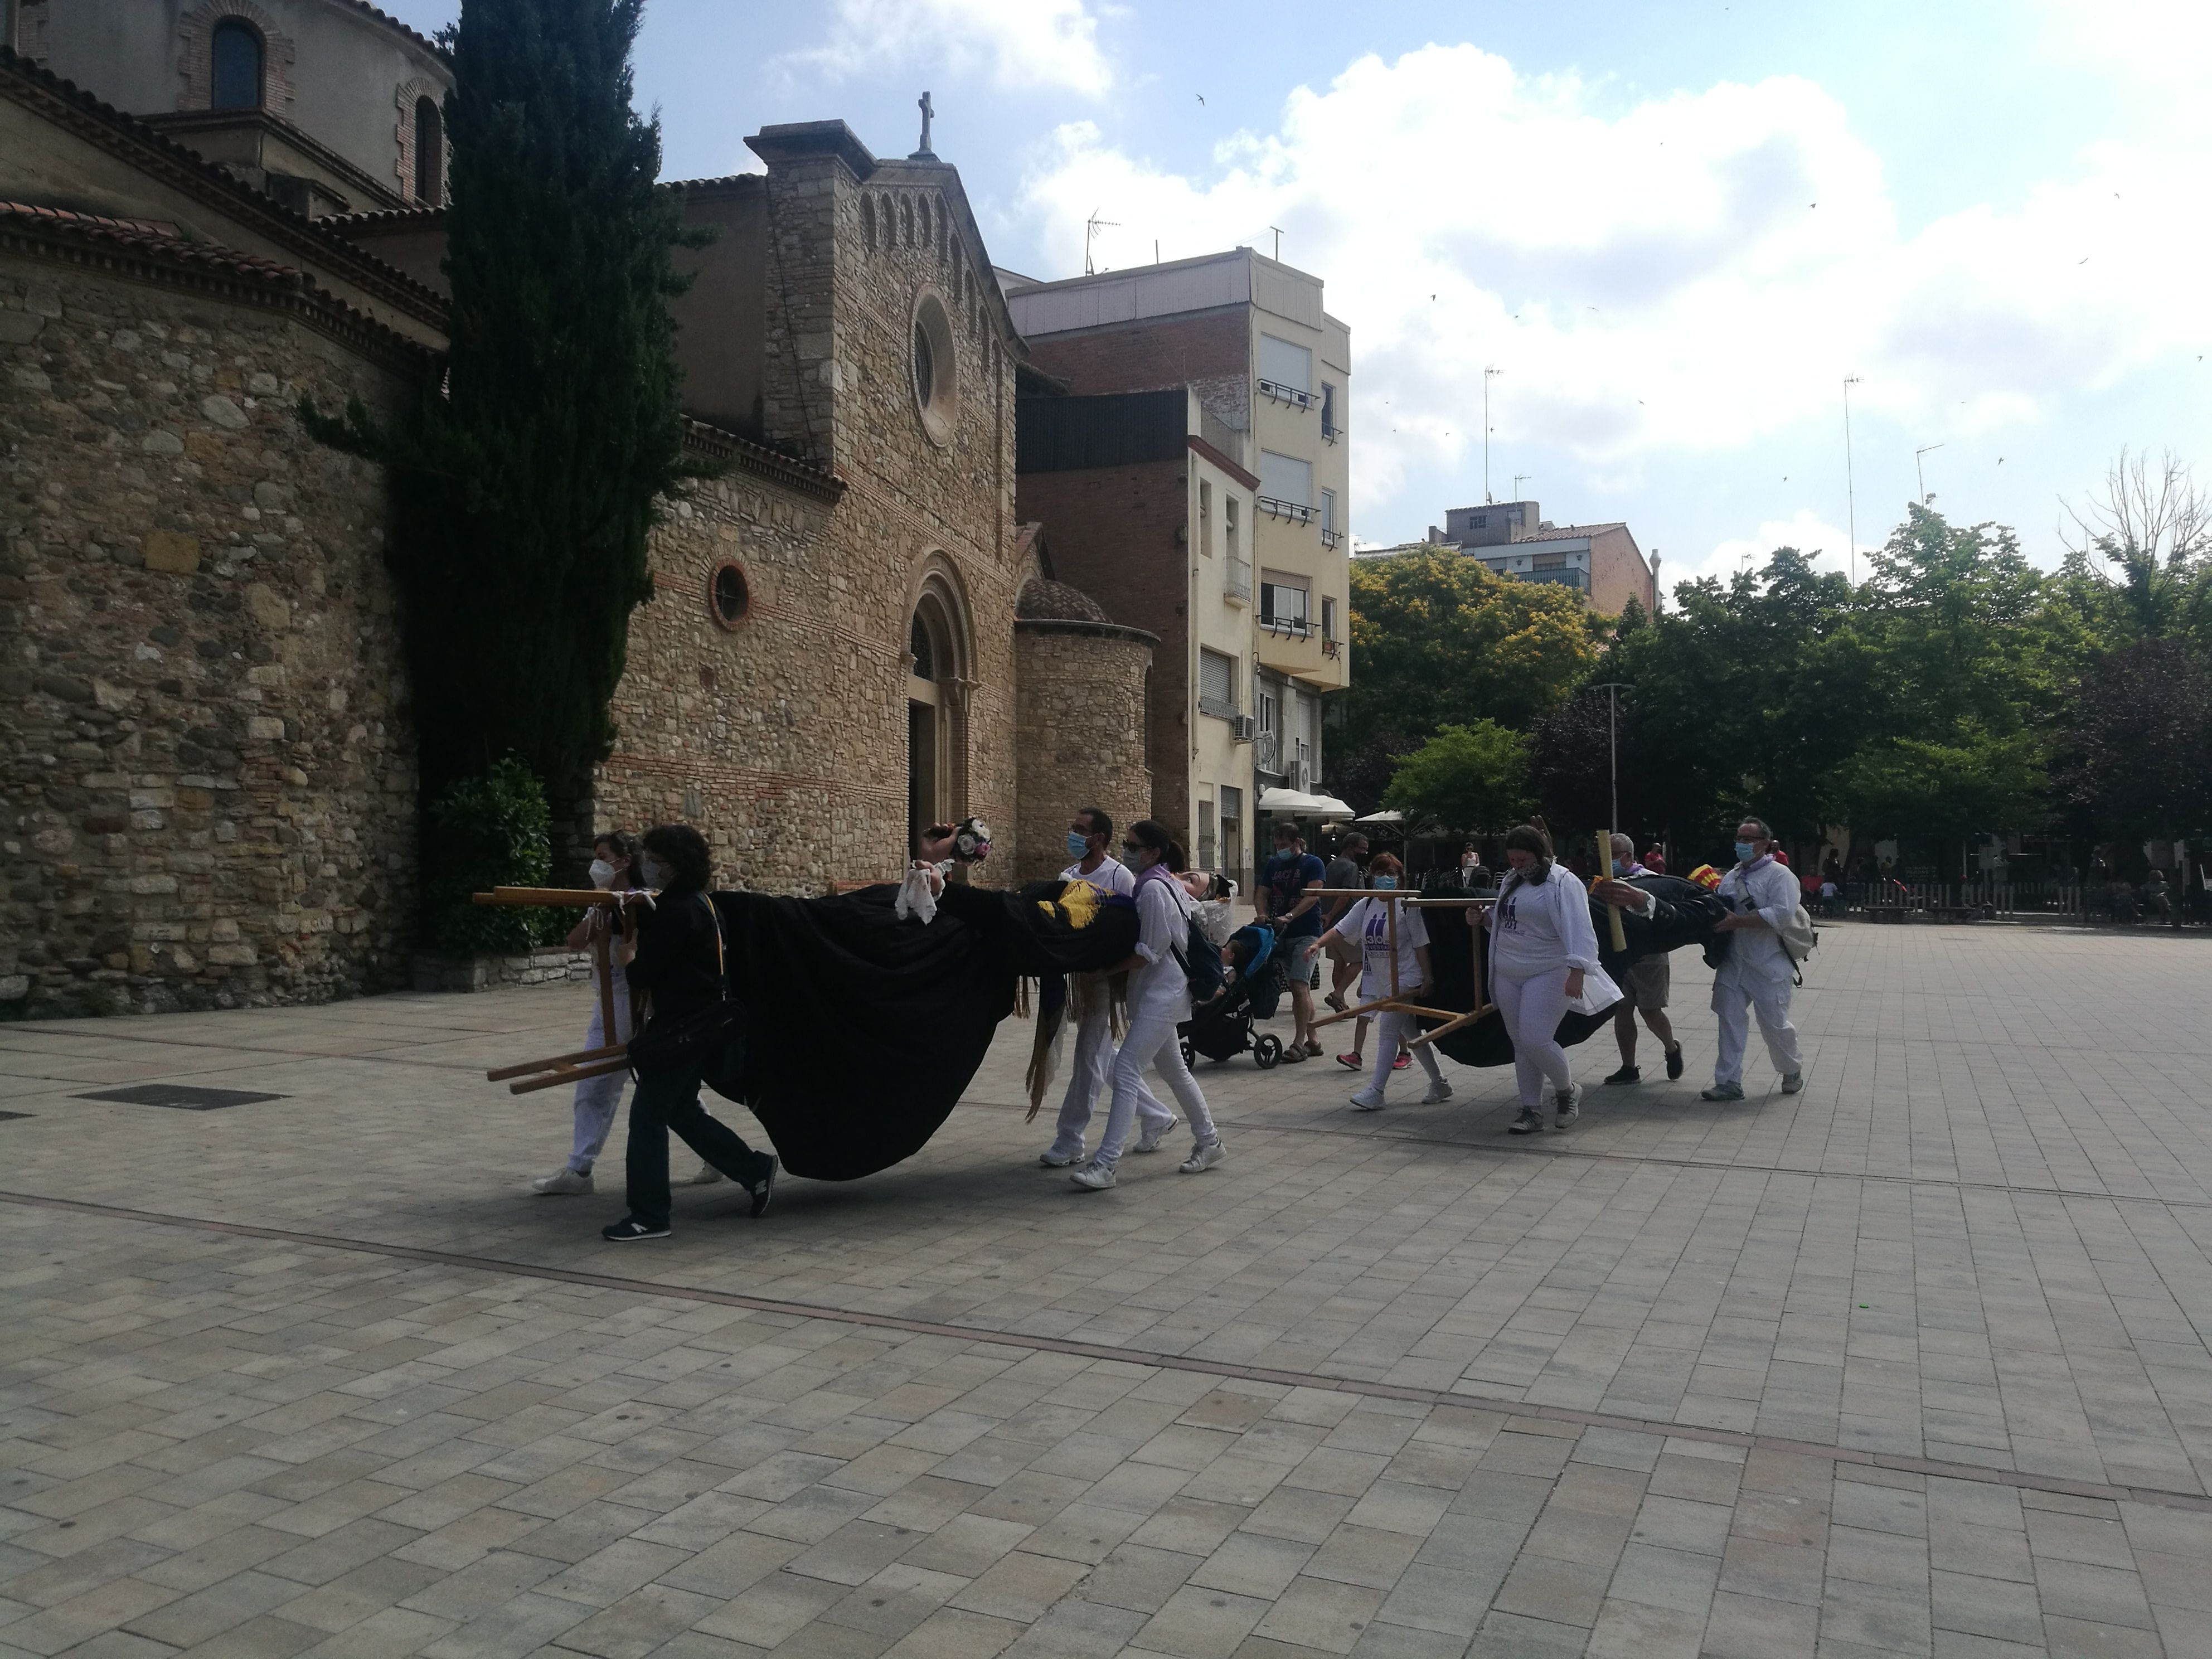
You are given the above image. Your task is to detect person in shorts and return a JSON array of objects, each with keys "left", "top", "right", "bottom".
[
  {"left": 1598, "top": 833, "right": 1684, "bottom": 1085},
  {"left": 1258, "top": 821, "right": 1327, "bottom": 1060}
]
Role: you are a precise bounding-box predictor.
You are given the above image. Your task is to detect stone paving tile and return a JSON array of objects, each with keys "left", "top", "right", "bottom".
[{"left": 3, "top": 924, "right": 2211, "bottom": 1656}]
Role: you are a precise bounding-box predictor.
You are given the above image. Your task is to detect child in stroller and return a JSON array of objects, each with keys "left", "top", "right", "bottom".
[{"left": 1181, "top": 915, "right": 1289, "bottom": 1069}]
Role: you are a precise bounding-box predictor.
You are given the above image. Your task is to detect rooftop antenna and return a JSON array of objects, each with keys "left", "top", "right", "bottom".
[
  {"left": 1914, "top": 442, "right": 1944, "bottom": 504},
  {"left": 1269, "top": 225, "right": 1283, "bottom": 260},
  {"left": 1512, "top": 473, "right": 1534, "bottom": 501},
  {"left": 1842, "top": 375, "right": 1862, "bottom": 583},
  {"left": 1084, "top": 210, "right": 1119, "bottom": 276},
  {"left": 1154, "top": 239, "right": 1160, "bottom": 265},
  {"left": 1483, "top": 367, "right": 1503, "bottom": 503}
]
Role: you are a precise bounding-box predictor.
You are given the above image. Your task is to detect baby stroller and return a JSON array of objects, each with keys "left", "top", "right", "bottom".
[{"left": 1180, "top": 922, "right": 1287, "bottom": 1069}]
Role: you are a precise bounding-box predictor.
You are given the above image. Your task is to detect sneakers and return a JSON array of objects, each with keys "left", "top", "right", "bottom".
[
  {"left": 602, "top": 1216, "right": 670, "bottom": 1242},
  {"left": 1038, "top": 1148, "right": 1081, "bottom": 1168},
  {"left": 1700, "top": 1081, "right": 1745, "bottom": 1102},
  {"left": 1069, "top": 1162, "right": 1117, "bottom": 1191},
  {"left": 1603, "top": 1065, "right": 1641, "bottom": 1086},
  {"left": 532, "top": 1167, "right": 593, "bottom": 1195},
  {"left": 1554, "top": 1084, "right": 1582, "bottom": 1129},
  {"left": 1665, "top": 1044, "right": 1685, "bottom": 1081},
  {"left": 1420, "top": 1080, "right": 1454, "bottom": 1105},
  {"left": 1134, "top": 1115, "right": 1181, "bottom": 1154},
  {"left": 1508, "top": 1104, "right": 1545, "bottom": 1134},
  {"left": 1391, "top": 1053, "right": 1411, "bottom": 1071},
  {"left": 683, "top": 1162, "right": 724, "bottom": 1186},
  {"left": 1348, "top": 1090, "right": 1385, "bottom": 1112},
  {"left": 746, "top": 1157, "right": 777, "bottom": 1218},
  {"left": 1335, "top": 1052, "right": 1364, "bottom": 1070},
  {"left": 1180, "top": 1139, "right": 1226, "bottom": 1173},
  {"left": 1781, "top": 1071, "right": 1805, "bottom": 1095}
]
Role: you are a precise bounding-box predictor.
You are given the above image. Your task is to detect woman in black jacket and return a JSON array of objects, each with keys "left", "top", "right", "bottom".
[{"left": 602, "top": 824, "right": 778, "bottom": 1243}]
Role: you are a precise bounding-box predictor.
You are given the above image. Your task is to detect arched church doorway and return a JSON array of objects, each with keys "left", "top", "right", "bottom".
[{"left": 906, "top": 575, "right": 968, "bottom": 850}]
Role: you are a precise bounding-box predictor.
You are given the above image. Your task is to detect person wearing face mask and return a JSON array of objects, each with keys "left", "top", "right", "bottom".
[
  {"left": 1309, "top": 853, "right": 1451, "bottom": 1112},
  {"left": 1472, "top": 823, "right": 1602, "bottom": 1133},
  {"left": 1597, "top": 832, "right": 1684, "bottom": 1087},
  {"left": 1069, "top": 820, "right": 1226, "bottom": 1189},
  {"left": 1701, "top": 817, "right": 1806, "bottom": 1101},
  {"left": 535, "top": 831, "right": 727, "bottom": 1198},
  {"left": 1037, "top": 807, "right": 1178, "bottom": 1169},
  {"left": 600, "top": 824, "right": 779, "bottom": 1243}
]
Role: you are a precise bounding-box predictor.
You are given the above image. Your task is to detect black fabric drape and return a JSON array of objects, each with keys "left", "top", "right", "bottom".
[{"left": 703, "top": 881, "right": 1136, "bottom": 1180}]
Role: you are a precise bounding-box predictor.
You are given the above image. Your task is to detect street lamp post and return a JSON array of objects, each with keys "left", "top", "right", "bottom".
[
  {"left": 1592, "top": 682, "right": 1629, "bottom": 837},
  {"left": 1843, "top": 376, "right": 1862, "bottom": 584}
]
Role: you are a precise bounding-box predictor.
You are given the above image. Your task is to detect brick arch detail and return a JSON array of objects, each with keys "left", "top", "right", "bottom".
[
  {"left": 393, "top": 77, "right": 443, "bottom": 202},
  {"left": 178, "top": 0, "right": 297, "bottom": 118}
]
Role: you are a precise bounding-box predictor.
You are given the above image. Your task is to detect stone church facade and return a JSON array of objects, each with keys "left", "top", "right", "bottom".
[{"left": 0, "top": 7, "right": 1151, "bottom": 1017}]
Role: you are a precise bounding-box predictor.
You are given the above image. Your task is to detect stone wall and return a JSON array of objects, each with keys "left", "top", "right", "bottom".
[
  {"left": 1013, "top": 621, "right": 1154, "bottom": 884},
  {"left": 0, "top": 256, "right": 419, "bottom": 1016}
]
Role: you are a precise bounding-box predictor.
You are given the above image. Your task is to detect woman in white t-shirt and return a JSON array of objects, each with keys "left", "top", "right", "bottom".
[
  {"left": 1069, "top": 821, "right": 1227, "bottom": 1190},
  {"left": 1472, "top": 823, "right": 1600, "bottom": 1134},
  {"left": 1309, "top": 852, "right": 1452, "bottom": 1112}
]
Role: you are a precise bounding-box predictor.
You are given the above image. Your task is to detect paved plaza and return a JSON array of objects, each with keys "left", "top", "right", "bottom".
[{"left": 3, "top": 922, "right": 2210, "bottom": 1659}]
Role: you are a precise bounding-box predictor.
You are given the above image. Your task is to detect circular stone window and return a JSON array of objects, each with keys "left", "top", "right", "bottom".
[
  {"left": 910, "top": 288, "right": 958, "bottom": 447},
  {"left": 708, "top": 562, "right": 749, "bottom": 630}
]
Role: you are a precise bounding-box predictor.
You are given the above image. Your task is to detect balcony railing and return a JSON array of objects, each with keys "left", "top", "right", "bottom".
[
  {"left": 1257, "top": 379, "right": 1313, "bottom": 410},
  {"left": 1321, "top": 420, "right": 1342, "bottom": 444},
  {"left": 1225, "top": 557, "right": 1253, "bottom": 603},
  {"left": 1320, "top": 527, "right": 1341, "bottom": 550},
  {"left": 1321, "top": 637, "right": 1341, "bottom": 658},
  {"left": 1257, "top": 494, "right": 1314, "bottom": 524},
  {"left": 1198, "top": 694, "right": 1240, "bottom": 722}
]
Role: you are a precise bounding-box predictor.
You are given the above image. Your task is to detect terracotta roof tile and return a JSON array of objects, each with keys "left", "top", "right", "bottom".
[{"left": 0, "top": 200, "right": 302, "bottom": 284}]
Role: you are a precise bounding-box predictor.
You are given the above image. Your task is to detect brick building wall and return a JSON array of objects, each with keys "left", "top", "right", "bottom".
[
  {"left": 1022, "top": 310, "right": 1249, "bottom": 442},
  {"left": 1013, "top": 458, "right": 1188, "bottom": 841},
  {"left": 0, "top": 256, "right": 419, "bottom": 1016},
  {"left": 1589, "top": 526, "right": 1656, "bottom": 616},
  {"left": 1012, "top": 621, "right": 1154, "bottom": 884}
]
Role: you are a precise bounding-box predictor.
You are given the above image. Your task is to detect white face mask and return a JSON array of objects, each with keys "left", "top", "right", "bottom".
[
  {"left": 589, "top": 858, "right": 617, "bottom": 889},
  {"left": 639, "top": 856, "right": 665, "bottom": 889}
]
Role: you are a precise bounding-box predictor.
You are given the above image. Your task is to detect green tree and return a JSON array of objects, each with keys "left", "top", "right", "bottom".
[
  {"left": 1382, "top": 720, "right": 1532, "bottom": 838},
  {"left": 304, "top": 0, "right": 701, "bottom": 798},
  {"left": 1840, "top": 725, "right": 2048, "bottom": 842},
  {"left": 1327, "top": 548, "right": 1604, "bottom": 810}
]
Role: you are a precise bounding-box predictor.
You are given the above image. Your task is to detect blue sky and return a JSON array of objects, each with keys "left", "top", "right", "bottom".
[{"left": 382, "top": 0, "right": 2212, "bottom": 589}]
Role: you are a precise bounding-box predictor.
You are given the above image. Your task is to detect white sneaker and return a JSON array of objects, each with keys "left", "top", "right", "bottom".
[
  {"left": 1421, "top": 1080, "right": 1454, "bottom": 1105},
  {"left": 1554, "top": 1084, "right": 1583, "bottom": 1129},
  {"left": 1133, "top": 1115, "right": 1180, "bottom": 1153},
  {"left": 1348, "top": 1090, "right": 1385, "bottom": 1112},
  {"left": 683, "top": 1162, "right": 724, "bottom": 1186},
  {"left": 1179, "top": 1139, "right": 1226, "bottom": 1172},
  {"left": 1069, "top": 1162, "right": 1117, "bottom": 1191},
  {"left": 1780, "top": 1071, "right": 1805, "bottom": 1095},
  {"left": 531, "top": 1168, "right": 593, "bottom": 1195},
  {"left": 1039, "top": 1148, "right": 1081, "bottom": 1168}
]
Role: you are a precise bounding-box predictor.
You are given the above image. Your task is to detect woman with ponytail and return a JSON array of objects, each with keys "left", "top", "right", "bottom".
[
  {"left": 1068, "top": 819, "right": 1226, "bottom": 1189},
  {"left": 1473, "top": 823, "right": 1600, "bottom": 1134}
]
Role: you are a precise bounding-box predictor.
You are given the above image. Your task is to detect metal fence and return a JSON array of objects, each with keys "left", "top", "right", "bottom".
[{"left": 1837, "top": 880, "right": 2199, "bottom": 924}]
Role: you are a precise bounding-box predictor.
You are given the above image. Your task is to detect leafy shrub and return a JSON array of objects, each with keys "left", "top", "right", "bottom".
[{"left": 423, "top": 756, "right": 563, "bottom": 955}]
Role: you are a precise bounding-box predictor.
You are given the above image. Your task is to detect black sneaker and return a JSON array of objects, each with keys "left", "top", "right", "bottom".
[
  {"left": 748, "top": 1157, "right": 778, "bottom": 1219},
  {"left": 1665, "top": 1044, "right": 1684, "bottom": 1080},
  {"left": 1603, "top": 1065, "right": 1640, "bottom": 1085},
  {"left": 602, "top": 1216, "right": 670, "bottom": 1242}
]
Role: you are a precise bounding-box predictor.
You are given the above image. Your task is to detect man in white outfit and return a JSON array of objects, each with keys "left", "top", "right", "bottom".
[
  {"left": 1039, "top": 807, "right": 1177, "bottom": 1167},
  {"left": 1702, "top": 817, "right": 1806, "bottom": 1101}
]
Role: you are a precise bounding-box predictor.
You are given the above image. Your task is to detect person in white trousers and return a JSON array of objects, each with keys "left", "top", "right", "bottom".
[
  {"left": 1702, "top": 817, "right": 1806, "bottom": 1101},
  {"left": 1473, "top": 824, "right": 1602, "bottom": 1134},
  {"left": 1307, "top": 852, "right": 1452, "bottom": 1112},
  {"left": 1039, "top": 807, "right": 1178, "bottom": 1167},
  {"left": 1070, "top": 820, "right": 1226, "bottom": 1190},
  {"left": 532, "top": 832, "right": 724, "bottom": 1196}
]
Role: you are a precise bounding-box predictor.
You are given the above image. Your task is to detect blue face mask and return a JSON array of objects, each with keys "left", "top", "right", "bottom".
[
  {"left": 1612, "top": 859, "right": 1627, "bottom": 876},
  {"left": 1066, "top": 831, "right": 1090, "bottom": 859},
  {"left": 1369, "top": 875, "right": 1398, "bottom": 890},
  {"left": 1734, "top": 841, "right": 1759, "bottom": 865}
]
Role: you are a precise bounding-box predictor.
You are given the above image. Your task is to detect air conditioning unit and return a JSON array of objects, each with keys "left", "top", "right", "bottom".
[
  {"left": 1291, "top": 761, "right": 1314, "bottom": 793},
  {"left": 1229, "top": 714, "right": 1258, "bottom": 743}
]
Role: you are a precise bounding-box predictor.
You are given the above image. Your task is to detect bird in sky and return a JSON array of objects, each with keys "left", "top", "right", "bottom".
[{"left": 1196, "top": 93, "right": 1205, "bottom": 105}]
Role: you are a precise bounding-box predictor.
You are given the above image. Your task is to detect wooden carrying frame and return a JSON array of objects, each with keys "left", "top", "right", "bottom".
[
  {"left": 1306, "top": 889, "right": 1498, "bottom": 1048},
  {"left": 470, "top": 886, "right": 642, "bottom": 1094}
]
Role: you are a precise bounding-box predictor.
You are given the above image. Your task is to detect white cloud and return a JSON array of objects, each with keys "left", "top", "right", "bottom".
[
  {"left": 1688, "top": 510, "right": 1855, "bottom": 591},
  {"left": 789, "top": 0, "right": 1112, "bottom": 98},
  {"left": 1016, "top": 43, "right": 2212, "bottom": 539}
]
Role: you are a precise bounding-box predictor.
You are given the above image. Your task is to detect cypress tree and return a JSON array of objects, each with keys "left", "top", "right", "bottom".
[{"left": 307, "top": 0, "right": 697, "bottom": 799}]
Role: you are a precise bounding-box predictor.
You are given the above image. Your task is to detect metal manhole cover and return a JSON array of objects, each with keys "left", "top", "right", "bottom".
[{"left": 77, "top": 1084, "right": 287, "bottom": 1111}]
